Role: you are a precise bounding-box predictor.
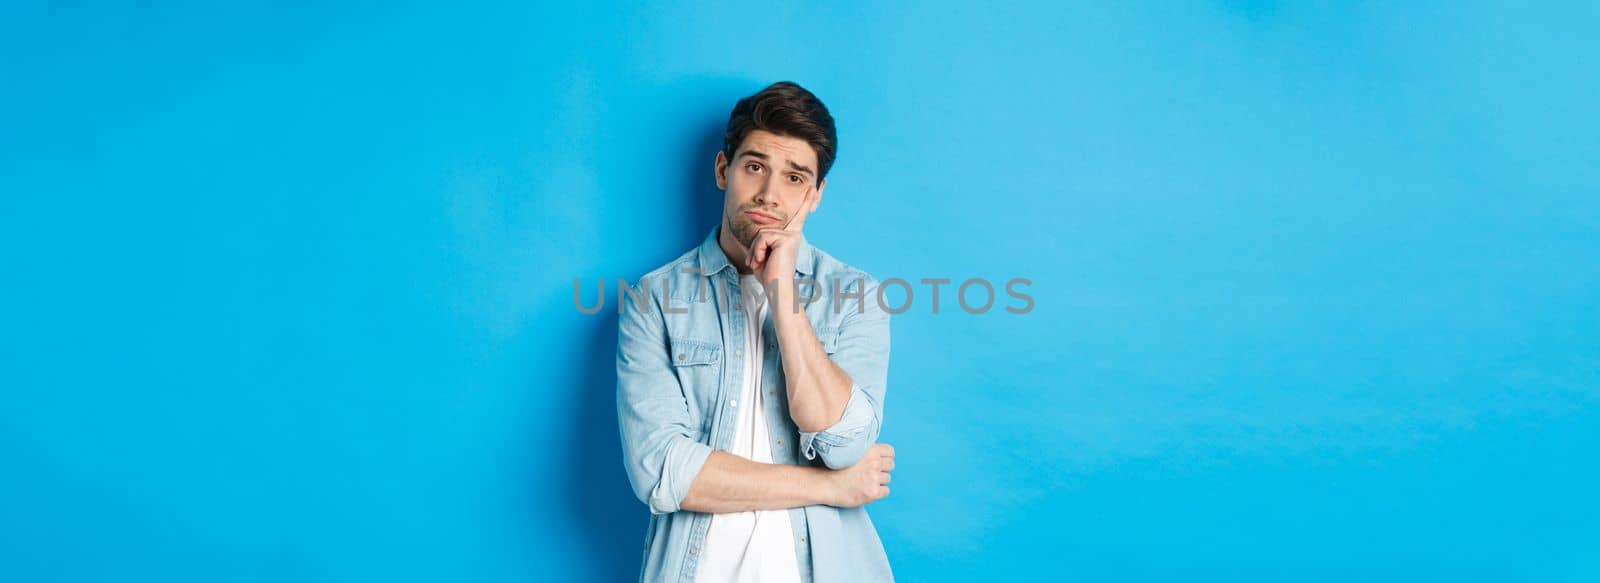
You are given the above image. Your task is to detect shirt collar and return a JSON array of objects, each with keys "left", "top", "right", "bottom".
[{"left": 697, "top": 225, "right": 816, "bottom": 278}]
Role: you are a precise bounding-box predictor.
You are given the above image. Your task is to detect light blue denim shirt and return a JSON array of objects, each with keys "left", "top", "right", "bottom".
[{"left": 615, "top": 226, "right": 893, "bottom": 582}]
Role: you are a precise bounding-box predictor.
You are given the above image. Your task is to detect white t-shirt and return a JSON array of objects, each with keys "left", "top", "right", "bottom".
[{"left": 694, "top": 274, "right": 802, "bottom": 583}]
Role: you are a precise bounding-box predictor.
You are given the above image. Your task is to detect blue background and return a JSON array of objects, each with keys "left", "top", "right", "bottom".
[{"left": 3, "top": 2, "right": 1597, "bottom": 581}]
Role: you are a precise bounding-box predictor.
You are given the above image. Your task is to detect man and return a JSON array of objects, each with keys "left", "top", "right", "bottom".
[{"left": 615, "top": 81, "right": 896, "bottom": 582}]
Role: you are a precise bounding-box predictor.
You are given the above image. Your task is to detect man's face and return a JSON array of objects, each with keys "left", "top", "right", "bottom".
[{"left": 715, "top": 129, "right": 825, "bottom": 247}]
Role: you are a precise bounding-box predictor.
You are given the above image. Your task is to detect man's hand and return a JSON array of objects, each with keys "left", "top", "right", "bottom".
[
  {"left": 746, "top": 187, "right": 814, "bottom": 284},
  {"left": 825, "top": 443, "right": 894, "bottom": 507}
]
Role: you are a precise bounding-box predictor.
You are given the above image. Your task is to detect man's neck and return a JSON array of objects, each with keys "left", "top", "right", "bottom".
[{"left": 716, "top": 223, "right": 755, "bottom": 275}]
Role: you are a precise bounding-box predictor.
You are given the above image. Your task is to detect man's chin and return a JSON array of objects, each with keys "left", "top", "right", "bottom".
[{"left": 729, "top": 221, "right": 759, "bottom": 247}]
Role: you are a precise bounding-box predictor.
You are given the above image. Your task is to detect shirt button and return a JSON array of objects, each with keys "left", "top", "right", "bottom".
[
  {"left": 777, "top": 439, "right": 783, "bottom": 445},
  {"left": 677, "top": 353, "right": 686, "bottom": 361},
  {"left": 689, "top": 547, "right": 698, "bottom": 555},
  {"left": 729, "top": 400, "right": 737, "bottom": 407},
  {"left": 735, "top": 348, "right": 742, "bottom": 356}
]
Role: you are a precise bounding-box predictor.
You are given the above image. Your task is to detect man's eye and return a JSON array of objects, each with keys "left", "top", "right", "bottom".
[
  {"left": 746, "top": 163, "right": 762, "bottom": 173},
  {"left": 788, "top": 175, "right": 803, "bottom": 184}
]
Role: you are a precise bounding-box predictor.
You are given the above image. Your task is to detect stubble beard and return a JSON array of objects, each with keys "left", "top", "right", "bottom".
[{"left": 726, "top": 210, "right": 766, "bottom": 248}]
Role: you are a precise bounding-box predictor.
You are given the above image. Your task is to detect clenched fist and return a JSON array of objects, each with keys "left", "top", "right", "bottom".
[{"left": 826, "top": 443, "right": 895, "bottom": 507}]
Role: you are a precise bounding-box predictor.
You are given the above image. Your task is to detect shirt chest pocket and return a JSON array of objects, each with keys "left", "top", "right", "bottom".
[{"left": 668, "top": 337, "right": 723, "bottom": 417}]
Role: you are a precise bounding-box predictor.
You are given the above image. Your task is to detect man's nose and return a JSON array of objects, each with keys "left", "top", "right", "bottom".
[{"left": 753, "top": 174, "right": 779, "bottom": 205}]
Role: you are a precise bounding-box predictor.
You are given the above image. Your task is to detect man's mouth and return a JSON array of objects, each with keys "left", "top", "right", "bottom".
[{"left": 743, "top": 210, "right": 781, "bottom": 225}]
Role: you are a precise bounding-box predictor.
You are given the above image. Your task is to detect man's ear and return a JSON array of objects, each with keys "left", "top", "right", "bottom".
[
  {"left": 810, "top": 178, "right": 826, "bottom": 212},
  {"left": 714, "top": 151, "right": 728, "bottom": 190}
]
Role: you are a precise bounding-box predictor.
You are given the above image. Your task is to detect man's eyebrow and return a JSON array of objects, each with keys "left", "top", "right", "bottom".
[
  {"left": 736, "top": 149, "right": 814, "bottom": 178},
  {"left": 786, "top": 160, "right": 815, "bottom": 178}
]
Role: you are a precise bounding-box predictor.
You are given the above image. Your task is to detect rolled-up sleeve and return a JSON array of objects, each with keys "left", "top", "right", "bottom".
[
  {"left": 615, "top": 282, "right": 712, "bottom": 515},
  {"left": 799, "top": 275, "right": 891, "bottom": 470}
]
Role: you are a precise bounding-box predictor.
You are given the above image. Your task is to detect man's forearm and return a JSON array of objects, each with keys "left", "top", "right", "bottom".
[
  {"left": 770, "top": 280, "right": 854, "bottom": 432},
  {"left": 680, "top": 450, "right": 837, "bottom": 513}
]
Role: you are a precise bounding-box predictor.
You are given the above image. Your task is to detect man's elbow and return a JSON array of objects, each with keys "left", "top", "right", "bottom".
[
  {"left": 623, "top": 471, "right": 672, "bottom": 515},
  {"left": 623, "top": 461, "right": 669, "bottom": 514},
  {"left": 625, "top": 438, "right": 713, "bottom": 515},
  {"left": 793, "top": 415, "right": 833, "bottom": 435},
  {"left": 801, "top": 424, "right": 877, "bottom": 470},
  {"left": 818, "top": 440, "right": 870, "bottom": 470},
  {"left": 800, "top": 389, "right": 881, "bottom": 469}
]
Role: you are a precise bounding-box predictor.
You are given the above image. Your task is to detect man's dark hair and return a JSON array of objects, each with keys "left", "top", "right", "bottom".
[{"left": 722, "top": 81, "right": 838, "bottom": 180}]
